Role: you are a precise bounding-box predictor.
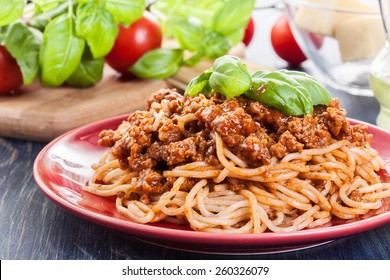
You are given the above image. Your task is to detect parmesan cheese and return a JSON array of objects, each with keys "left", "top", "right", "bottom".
[
  {"left": 294, "top": 0, "right": 378, "bottom": 36},
  {"left": 334, "top": 15, "right": 386, "bottom": 62}
]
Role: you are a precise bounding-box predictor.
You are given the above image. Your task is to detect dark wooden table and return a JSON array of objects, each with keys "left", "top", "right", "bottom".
[{"left": 1, "top": 7, "right": 389, "bottom": 260}]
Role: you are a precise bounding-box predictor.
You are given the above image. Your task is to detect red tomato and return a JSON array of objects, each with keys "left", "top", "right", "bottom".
[
  {"left": 105, "top": 12, "right": 163, "bottom": 77},
  {"left": 270, "top": 16, "right": 307, "bottom": 66},
  {"left": 0, "top": 45, "right": 23, "bottom": 94},
  {"left": 242, "top": 17, "right": 255, "bottom": 46}
]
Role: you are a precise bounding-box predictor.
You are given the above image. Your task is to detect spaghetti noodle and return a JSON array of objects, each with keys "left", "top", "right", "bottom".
[{"left": 84, "top": 89, "right": 390, "bottom": 233}]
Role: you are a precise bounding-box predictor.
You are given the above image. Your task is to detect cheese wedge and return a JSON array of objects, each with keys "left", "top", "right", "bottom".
[
  {"left": 294, "top": 0, "right": 379, "bottom": 36},
  {"left": 334, "top": 15, "right": 386, "bottom": 62}
]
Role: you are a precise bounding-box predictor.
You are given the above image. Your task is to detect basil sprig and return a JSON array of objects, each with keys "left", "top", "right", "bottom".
[
  {"left": 1, "top": 0, "right": 145, "bottom": 88},
  {"left": 185, "top": 55, "right": 332, "bottom": 116},
  {"left": 131, "top": 0, "right": 255, "bottom": 79},
  {"left": 0, "top": 21, "right": 42, "bottom": 85},
  {"left": 209, "top": 55, "right": 251, "bottom": 98},
  {"left": 1, "top": 0, "right": 254, "bottom": 88},
  {"left": 0, "top": 0, "right": 25, "bottom": 27}
]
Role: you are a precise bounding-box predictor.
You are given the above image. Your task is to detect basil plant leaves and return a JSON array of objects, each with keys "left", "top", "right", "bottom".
[{"left": 185, "top": 55, "right": 332, "bottom": 116}]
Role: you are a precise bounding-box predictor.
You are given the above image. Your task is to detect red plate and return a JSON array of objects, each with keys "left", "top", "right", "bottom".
[{"left": 33, "top": 116, "right": 390, "bottom": 254}]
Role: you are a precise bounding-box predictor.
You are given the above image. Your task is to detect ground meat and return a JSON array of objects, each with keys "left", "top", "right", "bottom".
[
  {"left": 161, "top": 137, "right": 198, "bottom": 166},
  {"left": 227, "top": 177, "right": 247, "bottom": 191},
  {"left": 287, "top": 115, "right": 332, "bottom": 148},
  {"left": 139, "top": 169, "right": 167, "bottom": 194},
  {"left": 239, "top": 135, "right": 272, "bottom": 165},
  {"left": 98, "top": 121, "right": 131, "bottom": 147},
  {"left": 198, "top": 105, "right": 222, "bottom": 129},
  {"left": 100, "top": 89, "right": 371, "bottom": 194},
  {"left": 146, "top": 88, "right": 183, "bottom": 109},
  {"left": 270, "top": 130, "right": 304, "bottom": 158},
  {"left": 98, "top": 129, "right": 117, "bottom": 147},
  {"left": 349, "top": 190, "right": 363, "bottom": 202},
  {"left": 158, "top": 121, "right": 183, "bottom": 144}
]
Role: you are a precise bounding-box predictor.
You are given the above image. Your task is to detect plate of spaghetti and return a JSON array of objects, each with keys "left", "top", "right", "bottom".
[{"left": 34, "top": 88, "right": 390, "bottom": 254}]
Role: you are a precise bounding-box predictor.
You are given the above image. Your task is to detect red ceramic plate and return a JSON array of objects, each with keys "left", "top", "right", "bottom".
[{"left": 33, "top": 116, "right": 390, "bottom": 254}]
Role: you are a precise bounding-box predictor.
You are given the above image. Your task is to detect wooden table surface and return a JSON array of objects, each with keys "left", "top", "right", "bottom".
[{"left": 1, "top": 7, "right": 389, "bottom": 260}]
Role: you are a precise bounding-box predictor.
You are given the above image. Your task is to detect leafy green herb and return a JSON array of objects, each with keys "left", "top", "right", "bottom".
[
  {"left": 202, "top": 31, "right": 232, "bottom": 59},
  {"left": 75, "top": 2, "right": 118, "bottom": 59},
  {"left": 279, "top": 70, "right": 332, "bottom": 106},
  {"left": 185, "top": 55, "right": 332, "bottom": 116},
  {"left": 209, "top": 55, "right": 251, "bottom": 98},
  {"left": 130, "top": 48, "right": 184, "bottom": 79},
  {"left": 1, "top": 0, "right": 147, "bottom": 88},
  {"left": 185, "top": 68, "right": 212, "bottom": 97},
  {"left": 247, "top": 70, "right": 314, "bottom": 116},
  {"left": 105, "top": 0, "right": 145, "bottom": 26},
  {"left": 1, "top": 0, "right": 254, "bottom": 87},
  {"left": 171, "top": 17, "right": 205, "bottom": 52},
  {"left": 1, "top": 21, "right": 42, "bottom": 85},
  {"left": 31, "top": 0, "right": 59, "bottom": 13},
  {"left": 0, "top": 0, "right": 25, "bottom": 27},
  {"left": 132, "top": 0, "right": 255, "bottom": 79},
  {"left": 150, "top": 0, "right": 224, "bottom": 36},
  {"left": 212, "top": 0, "right": 254, "bottom": 38},
  {"left": 39, "top": 13, "right": 85, "bottom": 87},
  {"left": 29, "top": 2, "right": 72, "bottom": 31},
  {"left": 66, "top": 47, "right": 104, "bottom": 88}
]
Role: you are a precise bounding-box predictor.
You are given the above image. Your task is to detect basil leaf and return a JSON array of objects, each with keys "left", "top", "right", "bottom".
[
  {"left": 1, "top": 21, "right": 42, "bottom": 85},
  {"left": 212, "top": 0, "right": 254, "bottom": 43},
  {"left": 247, "top": 70, "right": 313, "bottom": 116},
  {"left": 149, "top": 0, "right": 179, "bottom": 37},
  {"left": 66, "top": 47, "right": 104, "bottom": 87},
  {"left": 39, "top": 14, "right": 85, "bottom": 87},
  {"left": 279, "top": 70, "right": 332, "bottom": 106},
  {"left": 203, "top": 31, "right": 232, "bottom": 59},
  {"left": 185, "top": 67, "right": 212, "bottom": 96},
  {"left": 32, "top": 0, "right": 58, "bottom": 13},
  {"left": 172, "top": 16, "right": 205, "bottom": 52},
  {"left": 209, "top": 55, "right": 251, "bottom": 98},
  {"left": 130, "top": 48, "right": 183, "bottom": 79},
  {"left": 76, "top": 2, "right": 118, "bottom": 59},
  {"left": 184, "top": 55, "right": 331, "bottom": 116},
  {"left": 182, "top": 49, "right": 204, "bottom": 67},
  {"left": 0, "top": 0, "right": 25, "bottom": 26},
  {"left": 29, "top": 2, "right": 70, "bottom": 31},
  {"left": 105, "top": 0, "right": 145, "bottom": 25},
  {"left": 151, "top": 0, "right": 223, "bottom": 31}
]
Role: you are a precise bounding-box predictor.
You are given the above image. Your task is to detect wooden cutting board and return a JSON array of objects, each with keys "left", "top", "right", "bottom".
[{"left": 0, "top": 59, "right": 266, "bottom": 142}]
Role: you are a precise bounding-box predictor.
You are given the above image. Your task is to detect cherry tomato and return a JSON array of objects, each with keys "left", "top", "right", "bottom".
[
  {"left": 0, "top": 45, "right": 23, "bottom": 94},
  {"left": 242, "top": 17, "right": 255, "bottom": 46},
  {"left": 105, "top": 12, "right": 163, "bottom": 77},
  {"left": 270, "top": 16, "right": 307, "bottom": 66}
]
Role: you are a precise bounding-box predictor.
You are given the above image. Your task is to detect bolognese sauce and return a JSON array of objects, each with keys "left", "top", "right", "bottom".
[{"left": 98, "top": 88, "right": 371, "bottom": 195}]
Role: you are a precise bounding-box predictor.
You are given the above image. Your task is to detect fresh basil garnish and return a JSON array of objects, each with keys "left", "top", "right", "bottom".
[
  {"left": 133, "top": 0, "right": 255, "bottom": 79},
  {"left": 185, "top": 55, "right": 332, "bottom": 116},
  {"left": 280, "top": 70, "right": 332, "bottom": 106},
  {"left": 247, "top": 70, "right": 314, "bottom": 116},
  {"left": 209, "top": 55, "right": 251, "bottom": 98},
  {"left": 185, "top": 67, "right": 212, "bottom": 96}
]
